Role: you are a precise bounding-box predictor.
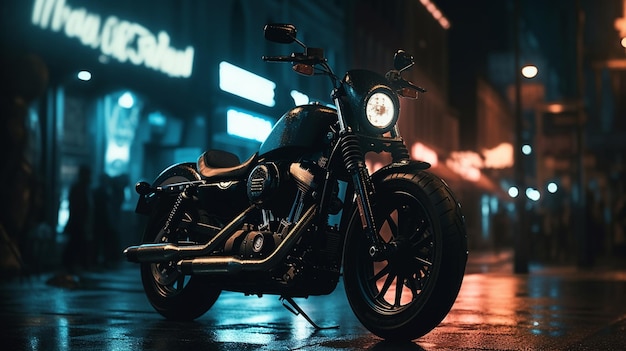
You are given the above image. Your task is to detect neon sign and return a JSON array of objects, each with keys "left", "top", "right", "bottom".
[
  {"left": 31, "top": 0, "right": 195, "bottom": 78},
  {"left": 226, "top": 109, "right": 273, "bottom": 143},
  {"left": 444, "top": 143, "right": 514, "bottom": 182},
  {"left": 411, "top": 142, "right": 438, "bottom": 167},
  {"left": 219, "top": 62, "right": 276, "bottom": 107}
]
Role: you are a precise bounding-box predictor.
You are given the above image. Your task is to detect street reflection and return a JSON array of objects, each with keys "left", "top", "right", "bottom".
[
  {"left": 3, "top": 266, "right": 626, "bottom": 350},
  {"left": 527, "top": 276, "right": 566, "bottom": 336},
  {"left": 445, "top": 274, "right": 520, "bottom": 326}
]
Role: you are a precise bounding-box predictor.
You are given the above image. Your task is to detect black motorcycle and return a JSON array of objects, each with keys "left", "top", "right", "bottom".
[{"left": 124, "top": 23, "right": 467, "bottom": 341}]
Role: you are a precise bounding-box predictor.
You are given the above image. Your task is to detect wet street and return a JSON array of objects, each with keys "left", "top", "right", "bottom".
[{"left": 1, "top": 256, "right": 626, "bottom": 351}]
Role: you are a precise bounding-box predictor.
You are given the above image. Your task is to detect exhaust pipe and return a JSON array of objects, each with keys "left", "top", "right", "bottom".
[
  {"left": 123, "top": 204, "right": 256, "bottom": 263},
  {"left": 177, "top": 205, "right": 317, "bottom": 275}
]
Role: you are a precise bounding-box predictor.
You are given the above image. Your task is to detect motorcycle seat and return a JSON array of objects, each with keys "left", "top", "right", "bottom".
[{"left": 197, "top": 150, "right": 258, "bottom": 181}]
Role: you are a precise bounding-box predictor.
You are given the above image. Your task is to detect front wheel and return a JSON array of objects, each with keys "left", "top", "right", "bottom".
[{"left": 343, "top": 171, "right": 467, "bottom": 340}]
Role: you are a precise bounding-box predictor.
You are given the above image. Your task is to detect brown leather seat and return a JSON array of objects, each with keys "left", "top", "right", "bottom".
[{"left": 196, "top": 150, "right": 258, "bottom": 181}]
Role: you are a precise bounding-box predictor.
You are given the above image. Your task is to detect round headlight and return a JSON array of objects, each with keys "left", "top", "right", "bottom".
[{"left": 363, "top": 88, "right": 398, "bottom": 133}]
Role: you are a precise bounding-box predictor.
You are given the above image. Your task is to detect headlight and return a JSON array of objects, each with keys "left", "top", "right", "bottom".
[{"left": 363, "top": 88, "right": 398, "bottom": 133}]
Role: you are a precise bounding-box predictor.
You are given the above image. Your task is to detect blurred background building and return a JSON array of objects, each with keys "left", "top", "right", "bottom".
[{"left": 1, "top": 0, "right": 624, "bottom": 274}]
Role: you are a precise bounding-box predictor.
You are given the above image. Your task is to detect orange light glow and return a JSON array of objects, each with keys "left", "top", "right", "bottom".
[
  {"left": 365, "top": 159, "right": 384, "bottom": 173},
  {"left": 546, "top": 103, "right": 565, "bottom": 114},
  {"left": 482, "top": 143, "right": 513, "bottom": 169},
  {"left": 411, "top": 142, "right": 438, "bottom": 167},
  {"left": 446, "top": 152, "right": 482, "bottom": 182},
  {"left": 419, "top": 0, "right": 451, "bottom": 29}
]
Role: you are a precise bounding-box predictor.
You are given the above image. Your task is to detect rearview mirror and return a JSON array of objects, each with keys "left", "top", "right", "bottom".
[
  {"left": 264, "top": 23, "right": 297, "bottom": 44},
  {"left": 394, "top": 50, "right": 415, "bottom": 72}
]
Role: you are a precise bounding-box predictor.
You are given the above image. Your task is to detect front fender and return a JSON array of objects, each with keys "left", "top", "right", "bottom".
[
  {"left": 135, "top": 162, "right": 201, "bottom": 215},
  {"left": 370, "top": 160, "right": 430, "bottom": 184},
  {"left": 339, "top": 159, "right": 430, "bottom": 239}
]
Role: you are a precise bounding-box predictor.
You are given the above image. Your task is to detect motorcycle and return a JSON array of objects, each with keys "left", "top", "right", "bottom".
[{"left": 124, "top": 23, "right": 468, "bottom": 341}]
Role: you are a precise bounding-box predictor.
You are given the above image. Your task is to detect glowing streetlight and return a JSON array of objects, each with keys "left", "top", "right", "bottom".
[
  {"left": 547, "top": 182, "right": 558, "bottom": 193},
  {"left": 77, "top": 70, "right": 91, "bottom": 81},
  {"left": 521, "top": 144, "right": 532, "bottom": 155},
  {"left": 521, "top": 64, "right": 538, "bottom": 79},
  {"left": 621, "top": 37, "right": 626, "bottom": 49},
  {"left": 525, "top": 187, "right": 541, "bottom": 201}
]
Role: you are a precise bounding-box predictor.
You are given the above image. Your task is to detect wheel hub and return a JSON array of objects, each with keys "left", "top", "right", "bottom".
[{"left": 152, "top": 261, "right": 180, "bottom": 286}]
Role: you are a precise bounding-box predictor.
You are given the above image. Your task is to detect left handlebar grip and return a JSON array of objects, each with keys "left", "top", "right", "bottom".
[{"left": 262, "top": 55, "right": 292, "bottom": 62}]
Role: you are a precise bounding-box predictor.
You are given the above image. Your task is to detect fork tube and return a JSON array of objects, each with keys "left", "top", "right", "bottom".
[
  {"left": 333, "top": 95, "right": 348, "bottom": 133},
  {"left": 339, "top": 132, "right": 386, "bottom": 258},
  {"left": 332, "top": 89, "right": 389, "bottom": 259}
]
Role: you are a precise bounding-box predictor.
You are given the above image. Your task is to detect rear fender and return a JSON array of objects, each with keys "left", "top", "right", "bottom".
[{"left": 135, "top": 162, "right": 201, "bottom": 215}]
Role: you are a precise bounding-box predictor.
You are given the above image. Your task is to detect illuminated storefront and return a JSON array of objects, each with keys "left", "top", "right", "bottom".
[{"left": 1, "top": 1, "right": 208, "bottom": 245}]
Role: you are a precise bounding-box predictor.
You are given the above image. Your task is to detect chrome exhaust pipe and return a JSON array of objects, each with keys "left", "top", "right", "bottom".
[
  {"left": 177, "top": 205, "right": 317, "bottom": 275},
  {"left": 123, "top": 204, "right": 256, "bottom": 263}
]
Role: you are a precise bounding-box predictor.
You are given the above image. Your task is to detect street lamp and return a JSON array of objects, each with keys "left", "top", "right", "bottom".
[
  {"left": 511, "top": 60, "right": 538, "bottom": 273},
  {"left": 513, "top": 0, "right": 531, "bottom": 273}
]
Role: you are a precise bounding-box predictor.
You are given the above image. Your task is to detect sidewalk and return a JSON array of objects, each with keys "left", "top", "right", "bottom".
[
  {"left": 465, "top": 249, "right": 514, "bottom": 274},
  {"left": 465, "top": 248, "right": 626, "bottom": 275}
]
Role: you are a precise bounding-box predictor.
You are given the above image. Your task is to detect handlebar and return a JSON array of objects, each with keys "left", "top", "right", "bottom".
[
  {"left": 262, "top": 51, "right": 327, "bottom": 66},
  {"left": 385, "top": 70, "right": 427, "bottom": 93},
  {"left": 261, "top": 55, "right": 295, "bottom": 62}
]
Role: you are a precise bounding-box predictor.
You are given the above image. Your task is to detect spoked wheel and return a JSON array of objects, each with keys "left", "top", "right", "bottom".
[
  {"left": 343, "top": 171, "right": 467, "bottom": 340},
  {"left": 140, "top": 175, "right": 221, "bottom": 321}
]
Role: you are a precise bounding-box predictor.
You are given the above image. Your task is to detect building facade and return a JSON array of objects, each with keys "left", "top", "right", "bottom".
[
  {"left": 1, "top": 0, "right": 522, "bottom": 270},
  {"left": 1, "top": 0, "right": 346, "bottom": 265}
]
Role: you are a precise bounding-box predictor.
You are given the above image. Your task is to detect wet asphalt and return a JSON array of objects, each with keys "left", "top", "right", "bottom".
[{"left": 1, "top": 255, "right": 626, "bottom": 350}]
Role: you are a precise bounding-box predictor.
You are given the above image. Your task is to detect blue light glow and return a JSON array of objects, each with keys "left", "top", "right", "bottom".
[
  {"left": 290, "top": 90, "right": 309, "bottom": 105},
  {"left": 547, "top": 182, "right": 558, "bottom": 193},
  {"left": 118, "top": 92, "right": 134, "bottom": 109},
  {"left": 227, "top": 109, "right": 273, "bottom": 143},
  {"left": 219, "top": 62, "right": 276, "bottom": 107},
  {"left": 148, "top": 111, "right": 167, "bottom": 127},
  {"left": 526, "top": 188, "right": 541, "bottom": 201},
  {"left": 77, "top": 70, "right": 91, "bottom": 81}
]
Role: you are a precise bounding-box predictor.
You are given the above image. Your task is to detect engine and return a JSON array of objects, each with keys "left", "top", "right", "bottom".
[
  {"left": 235, "top": 160, "right": 343, "bottom": 294},
  {"left": 247, "top": 162, "right": 283, "bottom": 205},
  {"left": 223, "top": 226, "right": 279, "bottom": 259},
  {"left": 246, "top": 161, "right": 319, "bottom": 215}
]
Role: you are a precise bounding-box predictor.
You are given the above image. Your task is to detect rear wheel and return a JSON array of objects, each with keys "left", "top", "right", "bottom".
[
  {"left": 140, "top": 175, "right": 221, "bottom": 321},
  {"left": 343, "top": 171, "right": 467, "bottom": 340}
]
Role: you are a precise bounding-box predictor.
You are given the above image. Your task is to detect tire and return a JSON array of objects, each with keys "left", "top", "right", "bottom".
[
  {"left": 343, "top": 171, "right": 467, "bottom": 340},
  {"left": 140, "top": 174, "right": 221, "bottom": 321}
]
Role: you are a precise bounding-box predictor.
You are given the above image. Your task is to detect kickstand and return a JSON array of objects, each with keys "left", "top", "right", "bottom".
[{"left": 280, "top": 296, "right": 339, "bottom": 330}]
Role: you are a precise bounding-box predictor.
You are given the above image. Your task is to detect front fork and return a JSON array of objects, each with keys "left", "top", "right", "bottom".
[
  {"left": 333, "top": 93, "right": 397, "bottom": 260},
  {"left": 339, "top": 133, "right": 388, "bottom": 259}
]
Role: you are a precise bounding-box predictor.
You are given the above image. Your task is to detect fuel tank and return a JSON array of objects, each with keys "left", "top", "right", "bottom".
[{"left": 259, "top": 104, "right": 337, "bottom": 158}]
